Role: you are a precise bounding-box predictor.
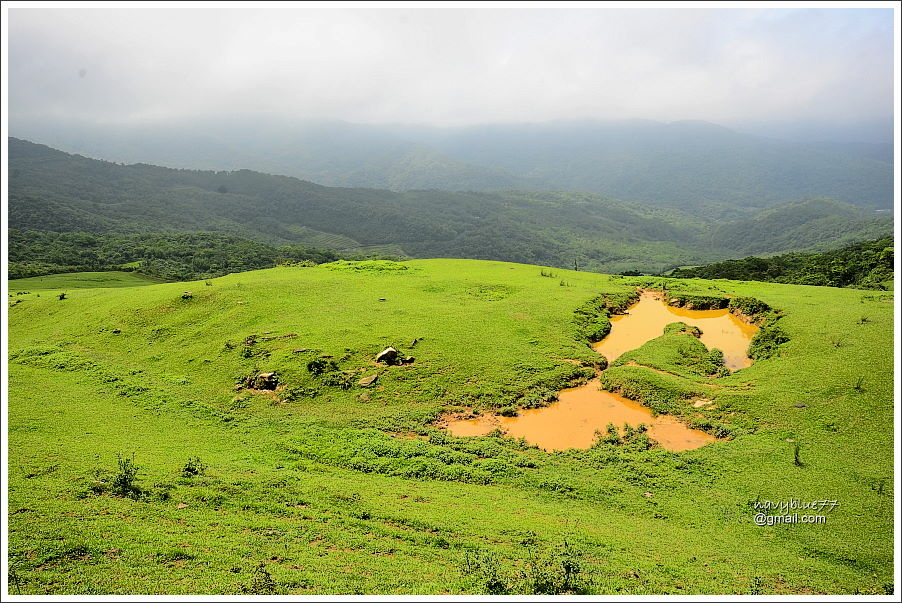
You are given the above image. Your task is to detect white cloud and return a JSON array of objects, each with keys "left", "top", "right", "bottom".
[{"left": 7, "top": 6, "right": 895, "bottom": 126}]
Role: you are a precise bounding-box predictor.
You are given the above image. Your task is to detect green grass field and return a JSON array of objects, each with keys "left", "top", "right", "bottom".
[
  {"left": 8, "top": 271, "right": 162, "bottom": 291},
  {"left": 6, "top": 259, "right": 895, "bottom": 595}
]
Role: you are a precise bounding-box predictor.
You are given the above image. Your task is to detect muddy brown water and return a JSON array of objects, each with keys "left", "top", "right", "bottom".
[
  {"left": 443, "top": 291, "right": 757, "bottom": 452},
  {"left": 594, "top": 291, "right": 758, "bottom": 370},
  {"left": 443, "top": 379, "right": 715, "bottom": 452}
]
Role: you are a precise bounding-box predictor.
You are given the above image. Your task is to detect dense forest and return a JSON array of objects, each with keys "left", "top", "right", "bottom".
[
  {"left": 7, "top": 231, "right": 349, "bottom": 281},
  {"left": 8, "top": 138, "right": 893, "bottom": 277},
  {"left": 669, "top": 236, "right": 894, "bottom": 289}
]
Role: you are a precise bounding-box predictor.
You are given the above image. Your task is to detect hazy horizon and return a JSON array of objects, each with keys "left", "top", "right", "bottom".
[{"left": 7, "top": 6, "right": 896, "bottom": 143}]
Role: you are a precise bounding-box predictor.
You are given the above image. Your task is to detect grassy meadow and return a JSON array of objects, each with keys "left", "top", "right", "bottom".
[
  {"left": 8, "top": 271, "right": 162, "bottom": 291},
  {"left": 5, "top": 259, "right": 895, "bottom": 595}
]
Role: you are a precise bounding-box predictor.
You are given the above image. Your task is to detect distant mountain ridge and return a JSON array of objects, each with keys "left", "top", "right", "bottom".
[
  {"left": 11, "top": 117, "right": 893, "bottom": 219},
  {"left": 8, "top": 138, "right": 893, "bottom": 275}
]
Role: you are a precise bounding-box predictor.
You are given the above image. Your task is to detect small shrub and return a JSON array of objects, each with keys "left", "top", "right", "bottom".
[
  {"left": 322, "top": 370, "right": 355, "bottom": 390},
  {"left": 871, "top": 478, "right": 888, "bottom": 496},
  {"left": 666, "top": 294, "right": 728, "bottom": 310},
  {"left": 111, "top": 454, "right": 143, "bottom": 499},
  {"left": 241, "top": 562, "right": 280, "bottom": 595},
  {"left": 749, "top": 576, "right": 764, "bottom": 595},
  {"left": 518, "top": 388, "right": 559, "bottom": 409},
  {"left": 728, "top": 296, "right": 770, "bottom": 316},
  {"left": 282, "top": 386, "right": 319, "bottom": 401},
  {"left": 748, "top": 322, "right": 790, "bottom": 360},
  {"left": 602, "top": 423, "right": 621, "bottom": 445},
  {"left": 664, "top": 322, "right": 701, "bottom": 337},
  {"left": 462, "top": 550, "right": 509, "bottom": 595},
  {"left": 519, "top": 539, "right": 589, "bottom": 594},
  {"left": 181, "top": 457, "right": 206, "bottom": 478},
  {"left": 306, "top": 358, "right": 338, "bottom": 375}
]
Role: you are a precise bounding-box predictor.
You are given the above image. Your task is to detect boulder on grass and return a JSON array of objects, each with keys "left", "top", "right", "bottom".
[
  {"left": 250, "top": 372, "right": 279, "bottom": 390},
  {"left": 375, "top": 347, "right": 399, "bottom": 365},
  {"left": 358, "top": 375, "right": 379, "bottom": 387}
]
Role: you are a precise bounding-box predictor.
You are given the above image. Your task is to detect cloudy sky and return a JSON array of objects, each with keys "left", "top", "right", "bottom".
[{"left": 6, "top": 5, "right": 896, "bottom": 129}]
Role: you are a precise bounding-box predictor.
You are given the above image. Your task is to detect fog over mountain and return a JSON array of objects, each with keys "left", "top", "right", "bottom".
[
  {"left": 8, "top": 7, "right": 893, "bottom": 127},
  {"left": 11, "top": 117, "right": 893, "bottom": 220},
  {"left": 6, "top": 7, "right": 896, "bottom": 228}
]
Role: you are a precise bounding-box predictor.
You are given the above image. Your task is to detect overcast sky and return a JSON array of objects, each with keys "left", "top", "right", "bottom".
[{"left": 6, "top": 5, "right": 896, "bottom": 129}]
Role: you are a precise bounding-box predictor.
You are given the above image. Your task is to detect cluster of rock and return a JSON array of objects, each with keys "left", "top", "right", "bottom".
[
  {"left": 240, "top": 372, "right": 280, "bottom": 390},
  {"left": 375, "top": 347, "right": 414, "bottom": 366},
  {"left": 237, "top": 345, "right": 413, "bottom": 395}
]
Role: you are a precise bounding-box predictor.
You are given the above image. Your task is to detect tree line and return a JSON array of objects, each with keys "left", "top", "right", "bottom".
[
  {"left": 668, "top": 237, "right": 893, "bottom": 289},
  {"left": 7, "top": 230, "right": 358, "bottom": 281}
]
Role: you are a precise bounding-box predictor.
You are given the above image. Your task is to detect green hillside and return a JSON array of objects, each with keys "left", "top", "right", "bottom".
[
  {"left": 8, "top": 138, "right": 893, "bottom": 276},
  {"left": 8, "top": 271, "right": 162, "bottom": 291},
  {"left": 7, "top": 259, "right": 894, "bottom": 595},
  {"left": 708, "top": 200, "right": 894, "bottom": 255},
  {"left": 425, "top": 120, "right": 893, "bottom": 216},
  {"left": 13, "top": 118, "right": 893, "bottom": 216}
]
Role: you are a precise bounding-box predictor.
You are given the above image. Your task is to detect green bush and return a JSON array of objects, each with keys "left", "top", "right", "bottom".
[
  {"left": 665, "top": 294, "right": 728, "bottom": 310},
  {"left": 572, "top": 292, "right": 639, "bottom": 343},
  {"left": 111, "top": 454, "right": 143, "bottom": 499},
  {"left": 664, "top": 321, "right": 701, "bottom": 337},
  {"left": 748, "top": 322, "right": 790, "bottom": 360},
  {"left": 181, "top": 457, "right": 206, "bottom": 478},
  {"left": 728, "top": 296, "right": 771, "bottom": 316}
]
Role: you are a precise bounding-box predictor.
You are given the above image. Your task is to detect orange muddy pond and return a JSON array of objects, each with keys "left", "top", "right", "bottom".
[
  {"left": 594, "top": 292, "right": 758, "bottom": 370},
  {"left": 444, "top": 378, "right": 715, "bottom": 452},
  {"left": 442, "top": 291, "right": 756, "bottom": 452}
]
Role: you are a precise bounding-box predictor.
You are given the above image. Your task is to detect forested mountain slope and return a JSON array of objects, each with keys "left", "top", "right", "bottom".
[
  {"left": 9, "top": 138, "right": 893, "bottom": 275},
  {"left": 12, "top": 118, "right": 893, "bottom": 218}
]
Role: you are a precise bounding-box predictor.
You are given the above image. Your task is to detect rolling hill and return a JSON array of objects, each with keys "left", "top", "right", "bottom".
[
  {"left": 8, "top": 138, "right": 893, "bottom": 276},
  {"left": 6, "top": 259, "right": 894, "bottom": 594},
  {"left": 11, "top": 118, "right": 893, "bottom": 218}
]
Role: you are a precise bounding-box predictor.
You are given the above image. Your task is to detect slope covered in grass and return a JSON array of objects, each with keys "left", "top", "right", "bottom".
[
  {"left": 8, "top": 271, "right": 162, "bottom": 291},
  {"left": 6, "top": 259, "right": 894, "bottom": 595}
]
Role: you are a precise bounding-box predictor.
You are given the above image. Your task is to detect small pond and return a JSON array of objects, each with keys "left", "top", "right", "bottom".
[
  {"left": 442, "top": 291, "right": 757, "bottom": 451},
  {"left": 594, "top": 291, "right": 758, "bottom": 370},
  {"left": 443, "top": 378, "right": 715, "bottom": 452}
]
